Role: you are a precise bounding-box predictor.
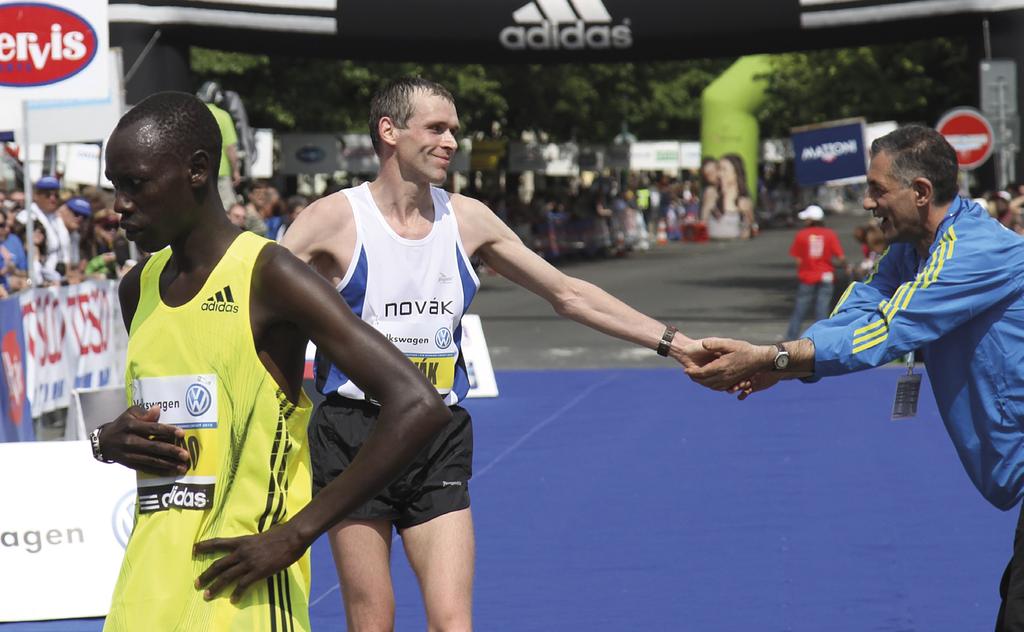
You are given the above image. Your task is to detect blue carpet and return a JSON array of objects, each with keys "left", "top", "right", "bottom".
[{"left": 3, "top": 368, "right": 1016, "bottom": 631}]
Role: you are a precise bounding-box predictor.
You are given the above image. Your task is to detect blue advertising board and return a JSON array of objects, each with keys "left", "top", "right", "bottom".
[
  {"left": 791, "top": 119, "right": 867, "bottom": 186},
  {"left": 0, "top": 296, "right": 34, "bottom": 441}
]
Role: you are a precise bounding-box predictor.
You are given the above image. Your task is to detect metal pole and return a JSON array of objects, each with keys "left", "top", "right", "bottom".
[
  {"left": 983, "top": 19, "right": 992, "bottom": 61},
  {"left": 22, "top": 99, "right": 35, "bottom": 286},
  {"left": 998, "top": 78, "right": 1010, "bottom": 190},
  {"left": 1006, "top": 88, "right": 1019, "bottom": 184},
  {"left": 96, "top": 141, "right": 103, "bottom": 187},
  {"left": 45, "top": 143, "right": 56, "bottom": 175},
  {"left": 1008, "top": 127, "right": 1016, "bottom": 187},
  {"left": 123, "top": 29, "right": 162, "bottom": 86}
]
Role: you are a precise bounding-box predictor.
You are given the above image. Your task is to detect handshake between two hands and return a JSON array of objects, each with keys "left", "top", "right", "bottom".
[{"left": 674, "top": 337, "right": 785, "bottom": 400}]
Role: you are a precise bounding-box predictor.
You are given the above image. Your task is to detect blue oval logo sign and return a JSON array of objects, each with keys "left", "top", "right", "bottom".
[{"left": 296, "top": 145, "right": 325, "bottom": 163}]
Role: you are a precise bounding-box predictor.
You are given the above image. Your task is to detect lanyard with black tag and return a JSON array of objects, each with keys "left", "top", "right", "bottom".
[{"left": 891, "top": 351, "right": 921, "bottom": 420}]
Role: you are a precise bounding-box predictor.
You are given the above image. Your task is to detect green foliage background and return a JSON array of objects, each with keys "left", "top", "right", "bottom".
[{"left": 191, "top": 38, "right": 974, "bottom": 142}]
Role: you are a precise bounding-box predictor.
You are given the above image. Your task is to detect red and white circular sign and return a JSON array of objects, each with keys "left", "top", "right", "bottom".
[
  {"left": 936, "top": 108, "right": 994, "bottom": 170},
  {"left": 0, "top": 3, "right": 99, "bottom": 88}
]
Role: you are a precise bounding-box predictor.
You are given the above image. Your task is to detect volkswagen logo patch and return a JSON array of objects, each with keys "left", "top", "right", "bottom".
[
  {"left": 435, "top": 327, "right": 453, "bottom": 349},
  {"left": 111, "top": 489, "right": 137, "bottom": 549},
  {"left": 185, "top": 383, "right": 212, "bottom": 417}
]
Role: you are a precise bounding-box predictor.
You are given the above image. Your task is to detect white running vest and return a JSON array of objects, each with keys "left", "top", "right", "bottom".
[{"left": 316, "top": 183, "right": 479, "bottom": 405}]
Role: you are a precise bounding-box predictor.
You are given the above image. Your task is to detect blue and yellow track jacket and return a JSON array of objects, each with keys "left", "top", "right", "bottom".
[{"left": 804, "top": 197, "right": 1024, "bottom": 510}]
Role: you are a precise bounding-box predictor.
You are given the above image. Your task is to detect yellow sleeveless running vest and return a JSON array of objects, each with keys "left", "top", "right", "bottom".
[{"left": 104, "top": 232, "right": 313, "bottom": 632}]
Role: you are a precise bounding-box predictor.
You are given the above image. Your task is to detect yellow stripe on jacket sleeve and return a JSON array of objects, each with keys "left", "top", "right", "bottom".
[
  {"left": 853, "top": 331, "right": 889, "bottom": 353},
  {"left": 923, "top": 238, "right": 949, "bottom": 288},
  {"left": 852, "top": 324, "right": 888, "bottom": 348},
  {"left": 851, "top": 227, "right": 957, "bottom": 355},
  {"left": 893, "top": 237, "right": 945, "bottom": 313},
  {"left": 830, "top": 282, "right": 857, "bottom": 317},
  {"left": 883, "top": 283, "right": 912, "bottom": 320},
  {"left": 853, "top": 316, "right": 886, "bottom": 338},
  {"left": 831, "top": 244, "right": 895, "bottom": 317},
  {"left": 862, "top": 246, "right": 890, "bottom": 285}
]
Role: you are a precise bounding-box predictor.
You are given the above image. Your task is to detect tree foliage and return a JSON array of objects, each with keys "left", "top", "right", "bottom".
[
  {"left": 757, "top": 38, "right": 973, "bottom": 137},
  {"left": 190, "top": 49, "right": 731, "bottom": 142},
  {"left": 192, "top": 38, "right": 973, "bottom": 142}
]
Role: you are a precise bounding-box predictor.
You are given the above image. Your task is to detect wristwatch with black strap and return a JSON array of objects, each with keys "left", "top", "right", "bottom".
[{"left": 771, "top": 342, "right": 790, "bottom": 371}]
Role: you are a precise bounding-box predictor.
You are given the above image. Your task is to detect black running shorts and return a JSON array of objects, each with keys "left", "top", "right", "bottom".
[{"left": 309, "top": 396, "right": 473, "bottom": 530}]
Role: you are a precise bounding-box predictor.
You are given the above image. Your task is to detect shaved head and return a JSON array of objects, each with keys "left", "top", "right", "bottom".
[{"left": 116, "top": 91, "right": 221, "bottom": 166}]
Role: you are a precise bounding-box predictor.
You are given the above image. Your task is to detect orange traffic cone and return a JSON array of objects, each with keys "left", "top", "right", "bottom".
[{"left": 656, "top": 219, "right": 668, "bottom": 245}]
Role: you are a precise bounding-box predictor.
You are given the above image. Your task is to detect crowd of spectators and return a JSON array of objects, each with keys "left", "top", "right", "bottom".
[
  {"left": 0, "top": 175, "right": 311, "bottom": 299},
  {"left": 976, "top": 184, "right": 1024, "bottom": 236},
  {"left": 0, "top": 176, "right": 133, "bottom": 297},
  {"left": 481, "top": 161, "right": 789, "bottom": 262}
]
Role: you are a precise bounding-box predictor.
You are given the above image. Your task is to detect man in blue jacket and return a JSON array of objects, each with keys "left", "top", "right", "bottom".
[{"left": 687, "top": 124, "right": 1024, "bottom": 630}]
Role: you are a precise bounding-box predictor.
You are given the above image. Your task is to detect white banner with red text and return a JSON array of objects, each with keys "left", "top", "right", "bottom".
[{"left": 18, "top": 280, "right": 127, "bottom": 418}]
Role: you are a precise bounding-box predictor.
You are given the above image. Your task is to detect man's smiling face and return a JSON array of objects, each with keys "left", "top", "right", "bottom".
[{"left": 863, "top": 150, "right": 926, "bottom": 245}]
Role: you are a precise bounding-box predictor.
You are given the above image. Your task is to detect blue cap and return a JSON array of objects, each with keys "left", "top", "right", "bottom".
[
  {"left": 35, "top": 175, "right": 60, "bottom": 190},
  {"left": 65, "top": 197, "right": 91, "bottom": 217}
]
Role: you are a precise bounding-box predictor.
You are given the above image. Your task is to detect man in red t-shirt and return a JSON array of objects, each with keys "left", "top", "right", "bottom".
[{"left": 785, "top": 204, "right": 847, "bottom": 339}]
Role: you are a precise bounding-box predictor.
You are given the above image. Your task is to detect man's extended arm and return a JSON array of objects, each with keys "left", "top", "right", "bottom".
[
  {"left": 456, "top": 195, "right": 704, "bottom": 366},
  {"left": 689, "top": 220, "right": 1024, "bottom": 392}
]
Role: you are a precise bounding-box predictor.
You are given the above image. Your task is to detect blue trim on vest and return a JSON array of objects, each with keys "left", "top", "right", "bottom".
[
  {"left": 450, "top": 244, "right": 478, "bottom": 402},
  {"left": 456, "top": 243, "right": 477, "bottom": 309},
  {"left": 317, "top": 247, "right": 369, "bottom": 395},
  {"left": 342, "top": 247, "right": 368, "bottom": 318},
  {"left": 451, "top": 322, "right": 469, "bottom": 401}
]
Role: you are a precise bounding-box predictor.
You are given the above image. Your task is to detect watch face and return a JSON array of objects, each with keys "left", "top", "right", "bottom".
[{"left": 775, "top": 353, "right": 790, "bottom": 370}]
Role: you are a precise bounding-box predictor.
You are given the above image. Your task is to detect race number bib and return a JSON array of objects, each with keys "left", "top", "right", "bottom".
[
  {"left": 130, "top": 374, "right": 219, "bottom": 513},
  {"left": 375, "top": 320, "right": 458, "bottom": 394}
]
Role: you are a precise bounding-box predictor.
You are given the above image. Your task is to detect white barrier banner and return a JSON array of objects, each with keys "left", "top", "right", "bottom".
[
  {"left": 19, "top": 280, "right": 125, "bottom": 418},
  {"left": 0, "top": 441, "right": 135, "bottom": 621},
  {"left": 65, "top": 281, "right": 125, "bottom": 390},
  {"left": 19, "top": 287, "right": 70, "bottom": 416},
  {"left": 630, "top": 141, "right": 682, "bottom": 171},
  {"left": 460, "top": 314, "right": 498, "bottom": 398}
]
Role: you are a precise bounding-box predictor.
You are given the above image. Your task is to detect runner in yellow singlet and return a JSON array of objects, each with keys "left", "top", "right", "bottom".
[{"left": 92, "top": 92, "right": 450, "bottom": 631}]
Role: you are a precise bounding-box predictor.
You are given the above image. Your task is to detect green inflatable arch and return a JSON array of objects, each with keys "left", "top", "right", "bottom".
[{"left": 700, "top": 55, "right": 772, "bottom": 204}]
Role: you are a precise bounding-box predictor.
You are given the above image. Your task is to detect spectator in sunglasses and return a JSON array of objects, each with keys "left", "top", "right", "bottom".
[{"left": 15, "top": 176, "right": 66, "bottom": 280}]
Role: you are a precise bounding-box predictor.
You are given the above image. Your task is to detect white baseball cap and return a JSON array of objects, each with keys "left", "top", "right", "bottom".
[{"left": 798, "top": 204, "right": 825, "bottom": 221}]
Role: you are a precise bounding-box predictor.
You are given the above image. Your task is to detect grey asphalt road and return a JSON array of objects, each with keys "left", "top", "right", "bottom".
[{"left": 473, "top": 210, "right": 872, "bottom": 369}]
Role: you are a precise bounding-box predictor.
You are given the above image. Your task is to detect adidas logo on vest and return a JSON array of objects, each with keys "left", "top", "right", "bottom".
[
  {"left": 499, "top": 0, "right": 632, "bottom": 51},
  {"left": 201, "top": 285, "right": 239, "bottom": 313}
]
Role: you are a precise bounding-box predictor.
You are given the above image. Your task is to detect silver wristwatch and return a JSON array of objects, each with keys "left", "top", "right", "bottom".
[
  {"left": 89, "top": 425, "right": 114, "bottom": 463},
  {"left": 772, "top": 343, "right": 790, "bottom": 371}
]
